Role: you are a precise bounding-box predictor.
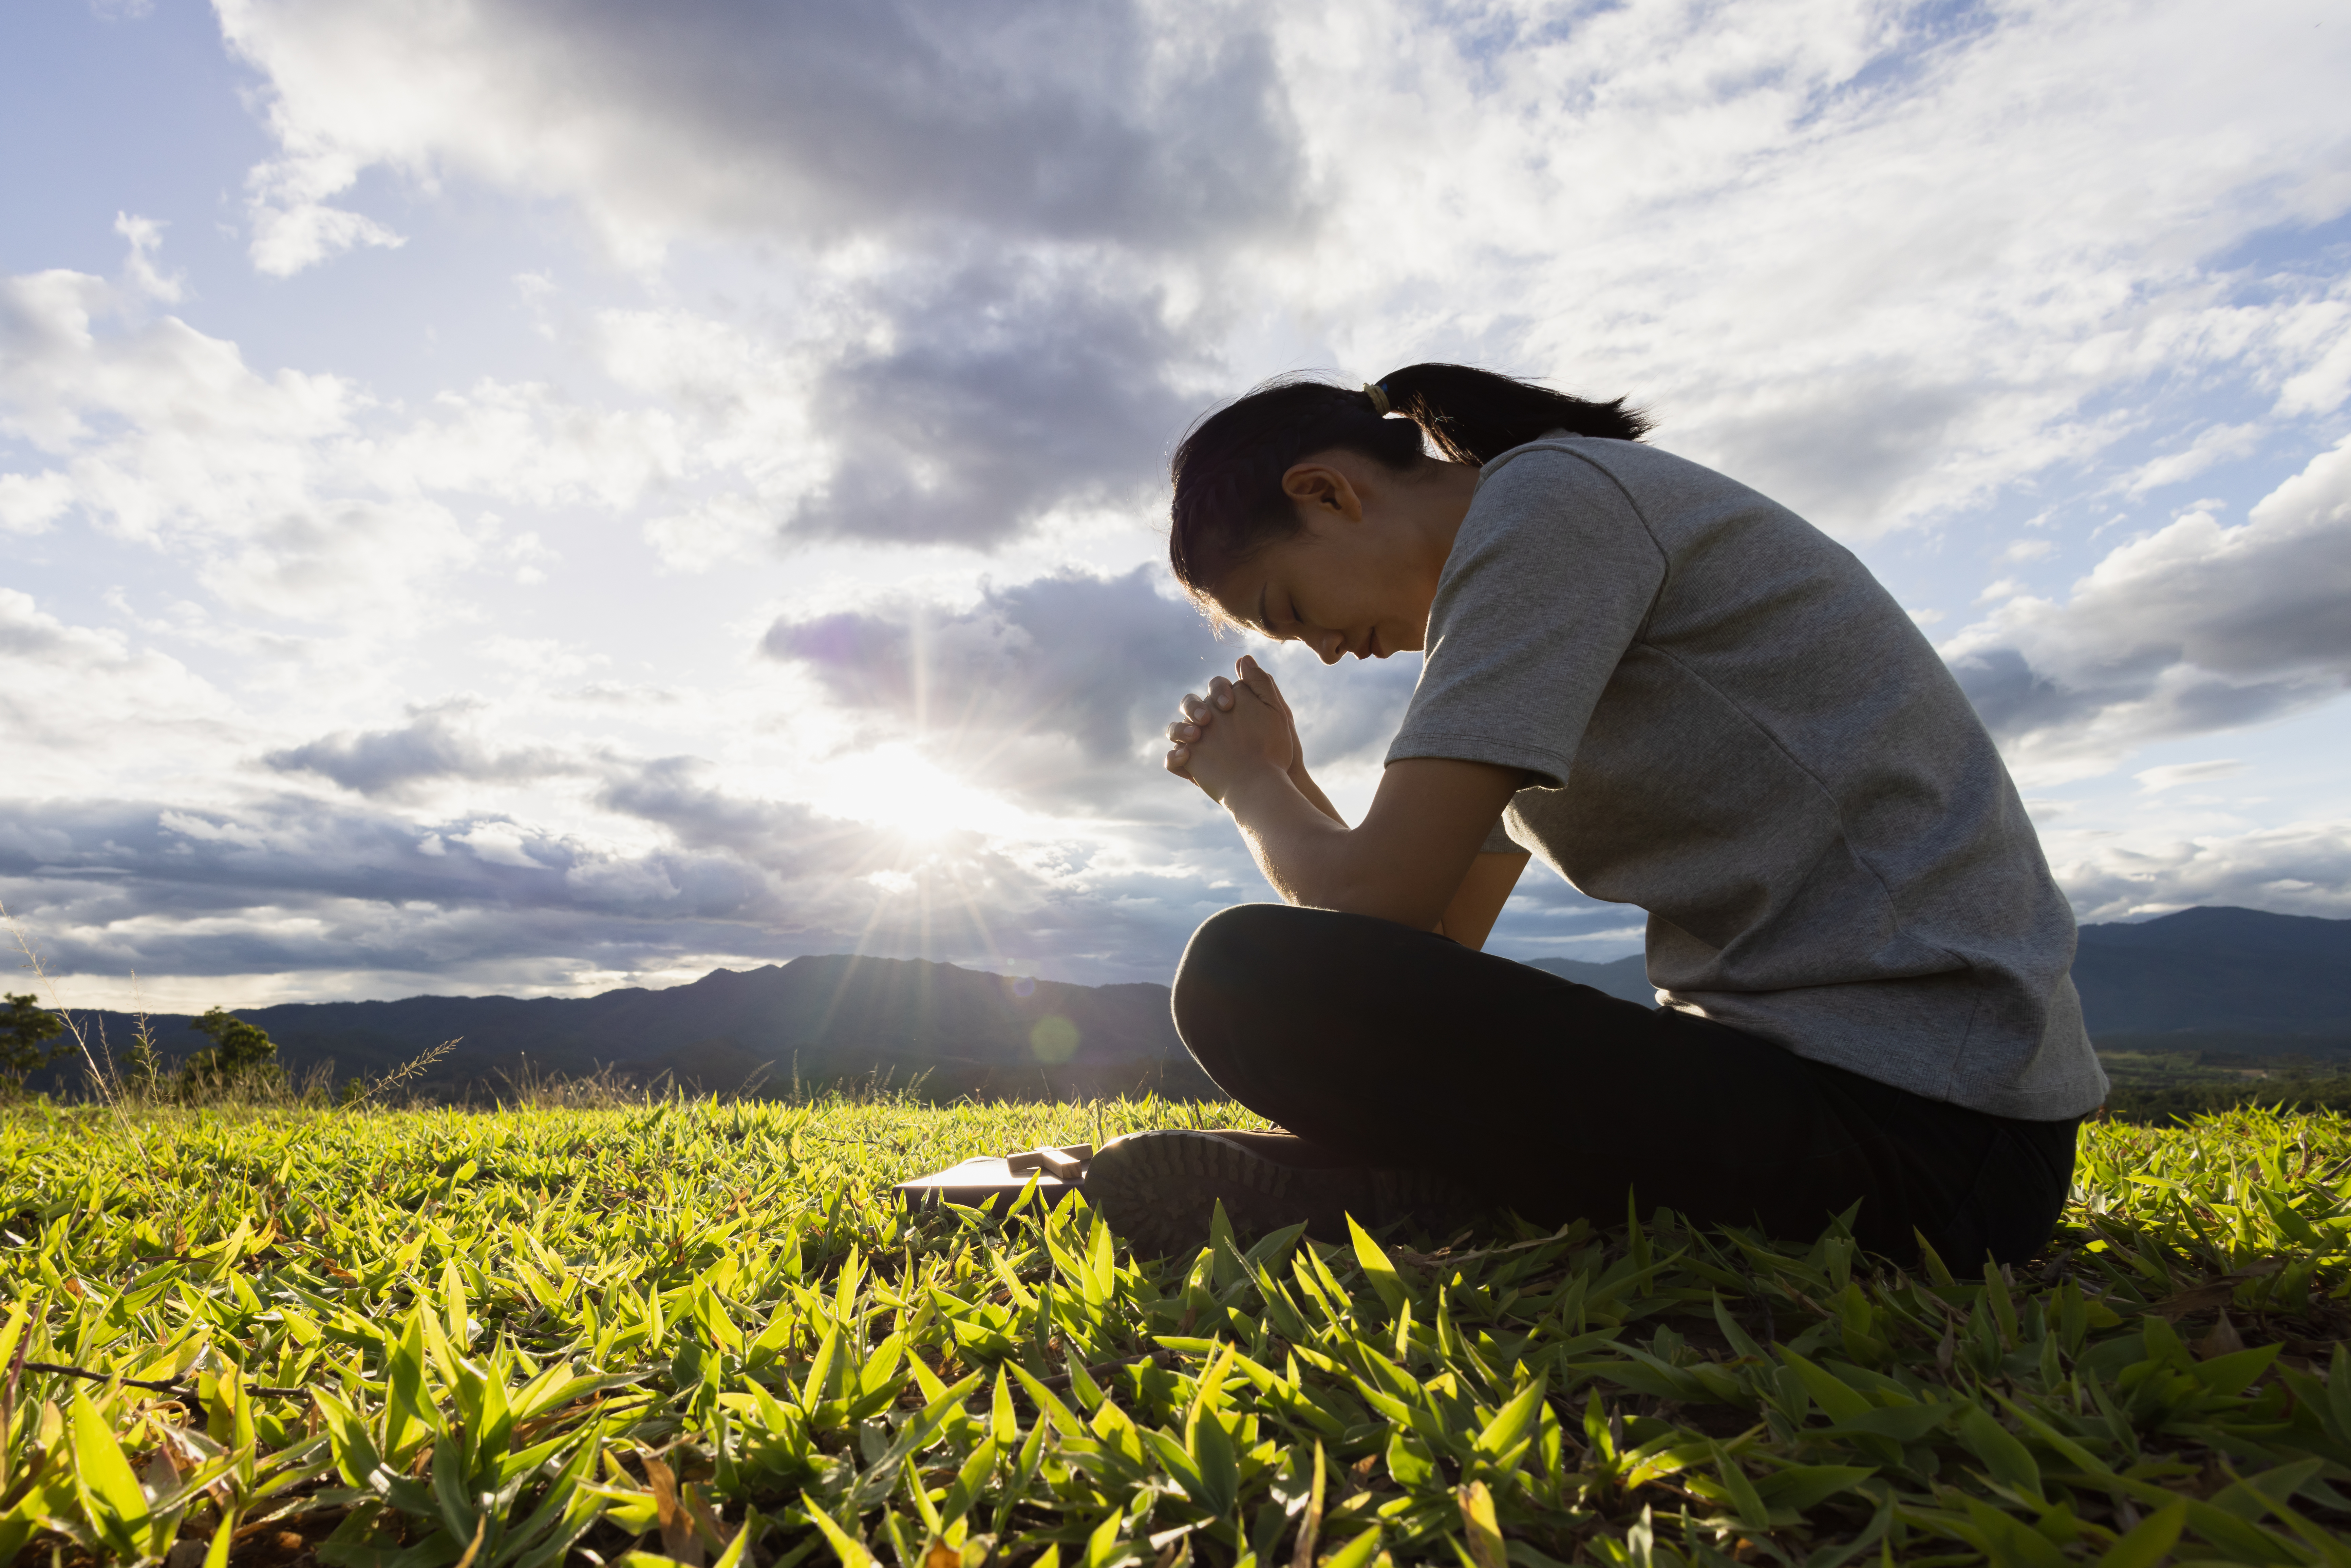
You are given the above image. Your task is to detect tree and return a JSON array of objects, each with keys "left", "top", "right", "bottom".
[
  {"left": 0, "top": 993, "right": 67, "bottom": 1093},
  {"left": 181, "top": 1007, "right": 279, "bottom": 1092}
]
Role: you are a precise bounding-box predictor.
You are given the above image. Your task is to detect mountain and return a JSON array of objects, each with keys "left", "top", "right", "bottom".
[
  {"left": 30, "top": 953, "right": 1215, "bottom": 1100},
  {"left": 1528, "top": 907, "right": 2350, "bottom": 1040},
  {"left": 2071, "top": 907, "right": 2351, "bottom": 1035}
]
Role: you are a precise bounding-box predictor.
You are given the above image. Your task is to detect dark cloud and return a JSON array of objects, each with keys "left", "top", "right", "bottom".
[
  {"left": 263, "top": 700, "right": 577, "bottom": 798},
  {"left": 596, "top": 757, "right": 891, "bottom": 871},
  {"left": 0, "top": 777, "right": 1243, "bottom": 987},
  {"left": 1949, "top": 646, "right": 2334, "bottom": 753},
  {"left": 563, "top": 0, "right": 1306, "bottom": 247},
  {"left": 231, "top": 0, "right": 1310, "bottom": 252},
  {"left": 1941, "top": 441, "right": 2351, "bottom": 770},
  {"left": 765, "top": 566, "right": 1227, "bottom": 795},
  {"left": 790, "top": 263, "right": 1206, "bottom": 545}
]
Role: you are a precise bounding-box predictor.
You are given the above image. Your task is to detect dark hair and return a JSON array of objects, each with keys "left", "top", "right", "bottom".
[{"left": 1168, "top": 363, "right": 1649, "bottom": 599}]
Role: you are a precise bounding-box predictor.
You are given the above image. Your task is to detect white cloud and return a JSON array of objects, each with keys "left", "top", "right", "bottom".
[
  {"left": 2121, "top": 422, "right": 2263, "bottom": 497},
  {"left": 2052, "top": 819, "right": 2351, "bottom": 923},
  {"left": 2271, "top": 281, "right": 2351, "bottom": 417},
  {"left": 111, "top": 212, "right": 182, "bottom": 303},
  {"left": 0, "top": 470, "right": 73, "bottom": 533},
  {"left": 1944, "top": 435, "right": 2351, "bottom": 782},
  {"left": 2135, "top": 759, "right": 2247, "bottom": 793},
  {"left": 0, "top": 589, "right": 245, "bottom": 793},
  {"left": 0, "top": 260, "right": 700, "bottom": 628},
  {"left": 243, "top": 143, "right": 406, "bottom": 277}
]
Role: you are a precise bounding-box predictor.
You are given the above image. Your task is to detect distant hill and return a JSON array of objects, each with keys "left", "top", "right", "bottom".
[
  {"left": 2071, "top": 906, "right": 2351, "bottom": 1035},
  {"left": 1523, "top": 906, "right": 2351, "bottom": 1041},
  {"left": 30, "top": 953, "right": 1215, "bottom": 1101}
]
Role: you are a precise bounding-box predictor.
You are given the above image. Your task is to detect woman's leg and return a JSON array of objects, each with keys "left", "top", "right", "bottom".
[{"left": 1170, "top": 903, "right": 2077, "bottom": 1265}]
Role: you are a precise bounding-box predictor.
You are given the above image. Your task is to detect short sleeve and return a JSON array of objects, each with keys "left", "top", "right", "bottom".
[{"left": 1386, "top": 443, "right": 1667, "bottom": 788}]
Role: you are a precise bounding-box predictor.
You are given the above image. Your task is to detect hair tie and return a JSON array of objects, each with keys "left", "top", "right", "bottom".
[{"left": 1363, "top": 381, "right": 1391, "bottom": 416}]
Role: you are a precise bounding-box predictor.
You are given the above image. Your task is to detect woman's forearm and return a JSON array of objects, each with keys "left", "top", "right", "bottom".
[
  {"left": 1220, "top": 763, "right": 1371, "bottom": 912},
  {"left": 1289, "top": 761, "right": 1344, "bottom": 825},
  {"left": 1219, "top": 757, "right": 1519, "bottom": 929}
]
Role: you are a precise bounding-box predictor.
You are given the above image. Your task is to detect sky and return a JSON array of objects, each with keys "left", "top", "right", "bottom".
[{"left": 3, "top": 0, "right": 2349, "bottom": 1013}]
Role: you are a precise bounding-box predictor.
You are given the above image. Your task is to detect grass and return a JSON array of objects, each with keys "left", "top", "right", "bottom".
[{"left": 1, "top": 1095, "right": 2347, "bottom": 1568}]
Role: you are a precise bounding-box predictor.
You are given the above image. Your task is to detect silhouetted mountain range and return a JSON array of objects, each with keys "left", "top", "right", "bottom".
[
  {"left": 32, "top": 953, "right": 1215, "bottom": 1100},
  {"left": 26, "top": 906, "right": 2346, "bottom": 1100}
]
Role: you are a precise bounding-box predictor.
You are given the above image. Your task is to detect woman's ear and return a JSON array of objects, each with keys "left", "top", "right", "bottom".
[{"left": 1280, "top": 461, "right": 1365, "bottom": 522}]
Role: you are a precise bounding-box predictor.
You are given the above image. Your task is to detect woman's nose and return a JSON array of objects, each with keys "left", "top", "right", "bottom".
[{"left": 1317, "top": 632, "right": 1342, "bottom": 663}]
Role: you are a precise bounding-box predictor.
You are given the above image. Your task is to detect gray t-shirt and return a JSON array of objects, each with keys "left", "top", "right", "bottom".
[{"left": 1388, "top": 435, "right": 2107, "bottom": 1121}]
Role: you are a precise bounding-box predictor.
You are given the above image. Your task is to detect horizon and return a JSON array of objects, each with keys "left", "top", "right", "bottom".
[{"left": 6, "top": 2, "right": 2349, "bottom": 1014}]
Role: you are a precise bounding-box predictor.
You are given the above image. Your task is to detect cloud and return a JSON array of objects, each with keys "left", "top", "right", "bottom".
[
  {"left": 791, "top": 263, "right": 1206, "bottom": 546},
  {"left": 2122, "top": 422, "right": 2263, "bottom": 497},
  {"left": 216, "top": 0, "right": 1308, "bottom": 259},
  {"left": 263, "top": 700, "right": 580, "bottom": 799},
  {"left": 0, "top": 777, "right": 1235, "bottom": 993},
  {"left": 0, "top": 263, "right": 453, "bottom": 623},
  {"left": 0, "top": 252, "right": 689, "bottom": 626},
  {"left": 0, "top": 589, "right": 244, "bottom": 792},
  {"left": 1942, "top": 434, "right": 2351, "bottom": 781},
  {"left": 245, "top": 152, "right": 406, "bottom": 278},
  {"left": 112, "top": 212, "right": 182, "bottom": 303},
  {"left": 2050, "top": 819, "right": 2351, "bottom": 923},
  {"left": 2135, "top": 759, "right": 2247, "bottom": 793},
  {"left": 764, "top": 566, "right": 1226, "bottom": 798},
  {"left": 609, "top": 263, "right": 1207, "bottom": 553}
]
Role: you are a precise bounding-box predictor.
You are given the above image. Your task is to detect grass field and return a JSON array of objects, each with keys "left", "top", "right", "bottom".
[{"left": 2, "top": 1096, "right": 2348, "bottom": 1568}]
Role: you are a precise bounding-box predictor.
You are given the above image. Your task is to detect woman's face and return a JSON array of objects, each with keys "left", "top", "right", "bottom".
[
  {"left": 1206, "top": 450, "right": 1473, "bottom": 664},
  {"left": 1210, "top": 516, "right": 1440, "bottom": 663}
]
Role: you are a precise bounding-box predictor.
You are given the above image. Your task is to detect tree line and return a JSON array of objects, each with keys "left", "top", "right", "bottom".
[{"left": 1, "top": 994, "right": 284, "bottom": 1099}]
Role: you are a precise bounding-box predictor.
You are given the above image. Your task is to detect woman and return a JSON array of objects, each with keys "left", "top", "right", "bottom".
[{"left": 1081, "top": 365, "right": 2105, "bottom": 1268}]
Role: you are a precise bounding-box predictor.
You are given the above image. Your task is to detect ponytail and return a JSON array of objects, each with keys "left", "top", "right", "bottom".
[
  {"left": 1377, "top": 362, "right": 1649, "bottom": 466},
  {"left": 1168, "top": 364, "right": 1648, "bottom": 601}
]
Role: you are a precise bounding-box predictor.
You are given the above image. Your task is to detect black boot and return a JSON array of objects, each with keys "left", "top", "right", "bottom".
[{"left": 1084, "top": 1128, "right": 1479, "bottom": 1257}]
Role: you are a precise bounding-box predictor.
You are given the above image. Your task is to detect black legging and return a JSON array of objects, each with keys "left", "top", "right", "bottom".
[{"left": 1172, "top": 904, "right": 2081, "bottom": 1267}]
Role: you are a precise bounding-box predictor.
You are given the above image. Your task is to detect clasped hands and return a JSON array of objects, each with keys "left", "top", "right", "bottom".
[{"left": 1163, "top": 655, "right": 1305, "bottom": 806}]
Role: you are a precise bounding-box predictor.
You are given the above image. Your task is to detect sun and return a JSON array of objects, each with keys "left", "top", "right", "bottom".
[{"left": 805, "top": 743, "right": 1021, "bottom": 844}]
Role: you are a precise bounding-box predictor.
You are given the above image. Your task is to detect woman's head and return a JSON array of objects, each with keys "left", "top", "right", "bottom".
[{"left": 1167, "top": 364, "right": 1649, "bottom": 637}]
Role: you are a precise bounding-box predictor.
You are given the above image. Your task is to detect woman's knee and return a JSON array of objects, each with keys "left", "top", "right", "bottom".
[{"left": 1171, "top": 903, "right": 1296, "bottom": 1049}]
